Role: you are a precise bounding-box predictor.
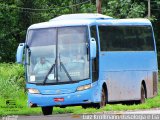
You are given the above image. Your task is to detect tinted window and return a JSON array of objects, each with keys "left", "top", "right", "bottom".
[
  {"left": 99, "top": 26, "right": 155, "bottom": 51},
  {"left": 27, "top": 28, "right": 56, "bottom": 47}
]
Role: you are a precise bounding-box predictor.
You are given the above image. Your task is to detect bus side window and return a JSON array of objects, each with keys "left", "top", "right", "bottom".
[
  {"left": 90, "top": 26, "right": 99, "bottom": 82},
  {"left": 99, "top": 25, "right": 154, "bottom": 51}
]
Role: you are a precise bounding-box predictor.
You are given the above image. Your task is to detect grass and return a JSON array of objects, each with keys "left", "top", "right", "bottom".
[{"left": 0, "top": 63, "right": 160, "bottom": 116}]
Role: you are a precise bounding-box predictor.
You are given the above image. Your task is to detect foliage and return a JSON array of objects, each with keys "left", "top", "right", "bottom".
[
  {"left": 102, "top": 0, "right": 146, "bottom": 18},
  {"left": 0, "top": 63, "right": 25, "bottom": 98},
  {"left": 0, "top": 0, "right": 160, "bottom": 67},
  {"left": 80, "top": 3, "right": 96, "bottom": 13},
  {"left": 0, "top": 3, "right": 19, "bottom": 62}
]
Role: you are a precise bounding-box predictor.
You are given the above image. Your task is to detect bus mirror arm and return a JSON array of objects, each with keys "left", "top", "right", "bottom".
[
  {"left": 16, "top": 43, "right": 25, "bottom": 64},
  {"left": 90, "top": 38, "right": 97, "bottom": 59}
]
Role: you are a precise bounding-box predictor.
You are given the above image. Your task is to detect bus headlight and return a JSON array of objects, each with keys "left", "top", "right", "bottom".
[
  {"left": 77, "top": 84, "right": 91, "bottom": 91},
  {"left": 28, "top": 88, "right": 40, "bottom": 94}
]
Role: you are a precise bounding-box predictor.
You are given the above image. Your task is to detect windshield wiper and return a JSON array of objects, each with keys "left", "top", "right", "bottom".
[
  {"left": 59, "top": 54, "right": 72, "bottom": 81},
  {"left": 43, "top": 53, "right": 73, "bottom": 84},
  {"left": 60, "top": 62, "right": 73, "bottom": 81},
  {"left": 43, "top": 61, "right": 56, "bottom": 85}
]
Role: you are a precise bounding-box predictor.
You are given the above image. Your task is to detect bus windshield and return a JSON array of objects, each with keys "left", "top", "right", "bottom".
[{"left": 26, "top": 26, "right": 89, "bottom": 84}]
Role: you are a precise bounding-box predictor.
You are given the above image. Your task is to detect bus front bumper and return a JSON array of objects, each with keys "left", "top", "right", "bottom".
[{"left": 28, "top": 88, "right": 100, "bottom": 107}]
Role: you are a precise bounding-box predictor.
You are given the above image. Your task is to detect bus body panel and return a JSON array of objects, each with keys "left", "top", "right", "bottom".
[
  {"left": 28, "top": 89, "right": 93, "bottom": 107},
  {"left": 27, "top": 80, "right": 101, "bottom": 107},
  {"left": 26, "top": 79, "right": 92, "bottom": 95},
  {"left": 99, "top": 51, "right": 158, "bottom": 101},
  {"left": 100, "top": 51, "right": 157, "bottom": 71}
]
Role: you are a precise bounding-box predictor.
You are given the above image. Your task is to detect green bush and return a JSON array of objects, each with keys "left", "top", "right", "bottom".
[{"left": 0, "top": 63, "right": 25, "bottom": 99}]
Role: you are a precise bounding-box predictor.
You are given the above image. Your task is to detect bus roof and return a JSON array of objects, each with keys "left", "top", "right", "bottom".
[
  {"left": 97, "top": 18, "right": 152, "bottom": 26},
  {"left": 49, "top": 13, "right": 113, "bottom": 21},
  {"left": 28, "top": 14, "right": 152, "bottom": 30},
  {"left": 28, "top": 13, "right": 112, "bottom": 29},
  {"left": 28, "top": 19, "right": 94, "bottom": 29}
]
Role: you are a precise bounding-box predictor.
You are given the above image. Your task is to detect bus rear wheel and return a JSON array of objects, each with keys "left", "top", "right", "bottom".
[
  {"left": 41, "top": 106, "right": 53, "bottom": 115},
  {"left": 95, "top": 88, "right": 107, "bottom": 109},
  {"left": 140, "top": 85, "right": 146, "bottom": 104}
]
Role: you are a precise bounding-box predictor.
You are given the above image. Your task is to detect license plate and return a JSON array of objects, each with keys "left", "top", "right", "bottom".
[{"left": 54, "top": 98, "right": 64, "bottom": 102}]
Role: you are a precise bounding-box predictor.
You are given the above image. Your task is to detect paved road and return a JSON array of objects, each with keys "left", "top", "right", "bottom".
[
  {"left": 18, "top": 114, "right": 81, "bottom": 120},
  {"left": 102, "top": 108, "right": 160, "bottom": 114},
  {"left": 1, "top": 114, "right": 80, "bottom": 120},
  {"left": 1, "top": 109, "right": 160, "bottom": 120}
]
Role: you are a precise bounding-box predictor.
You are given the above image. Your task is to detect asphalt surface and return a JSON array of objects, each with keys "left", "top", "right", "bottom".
[{"left": 1, "top": 109, "right": 160, "bottom": 120}]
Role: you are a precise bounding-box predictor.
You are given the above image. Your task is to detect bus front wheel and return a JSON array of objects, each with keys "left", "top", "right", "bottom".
[{"left": 41, "top": 106, "right": 53, "bottom": 115}]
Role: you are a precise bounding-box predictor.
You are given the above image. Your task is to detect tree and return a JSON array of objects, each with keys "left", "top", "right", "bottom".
[
  {"left": 102, "top": 0, "right": 146, "bottom": 18},
  {"left": 0, "top": 2, "right": 20, "bottom": 62},
  {"left": 0, "top": 0, "right": 160, "bottom": 66}
]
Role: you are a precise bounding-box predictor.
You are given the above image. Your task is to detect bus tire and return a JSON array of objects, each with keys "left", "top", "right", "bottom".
[
  {"left": 140, "top": 85, "right": 146, "bottom": 104},
  {"left": 95, "top": 88, "right": 107, "bottom": 109},
  {"left": 82, "top": 104, "right": 93, "bottom": 109},
  {"left": 41, "top": 106, "right": 53, "bottom": 115}
]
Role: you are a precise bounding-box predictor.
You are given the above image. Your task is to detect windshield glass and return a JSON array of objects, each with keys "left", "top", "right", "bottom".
[
  {"left": 26, "top": 28, "right": 56, "bottom": 83},
  {"left": 58, "top": 27, "right": 89, "bottom": 82},
  {"left": 26, "top": 26, "right": 89, "bottom": 84}
]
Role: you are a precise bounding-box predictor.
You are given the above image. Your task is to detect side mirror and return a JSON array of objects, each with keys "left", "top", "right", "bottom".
[
  {"left": 90, "top": 38, "right": 97, "bottom": 59},
  {"left": 16, "top": 43, "right": 25, "bottom": 64}
]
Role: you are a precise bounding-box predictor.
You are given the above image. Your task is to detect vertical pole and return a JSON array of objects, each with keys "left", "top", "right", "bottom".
[
  {"left": 148, "top": 0, "right": 151, "bottom": 18},
  {"left": 72, "top": 0, "right": 74, "bottom": 13},
  {"left": 96, "top": 0, "right": 102, "bottom": 13}
]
